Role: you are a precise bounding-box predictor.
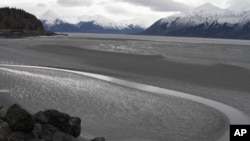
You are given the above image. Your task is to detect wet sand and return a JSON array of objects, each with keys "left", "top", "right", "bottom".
[
  {"left": 31, "top": 44, "right": 250, "bottom": 93},
  {"left": 1, "top": 34, "right": 250, "bottom": 140},
  {"left": 0, "top": 66, "right": 229, "bottom": 141},
  {"left": 1, "top": 35, "right": 250, "bottom": 113}
]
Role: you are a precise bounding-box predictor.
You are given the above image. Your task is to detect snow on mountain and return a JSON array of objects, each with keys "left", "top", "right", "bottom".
[
  {"left": 77, "top": 15, "right": 124, "bottom": 29},
  {"left": 39, "top": 10, "right": 63, "bottom": 25},
  {"left": 40, "top": 10, "right": 144, "bottom": 29},
  {"left": 160, "top": 3, "right": 250, "bottom": 27},
  {"left": 119, "top": 19, "right": 148, "bottom": 29},
  {"left": 192, "top": 3, "right": 225, "bottom": 16},
  {"left": 39, "top": 11, "right": 144, "bottom": 34},
  {"left": 142, "top": 3, "right": 250, "bottom": 39},
  {"left": 61, "top": 15, "right": 79, "bottom": 24},
  {"left": 229, "top": 3, "right": 250, "bottom": 12}
]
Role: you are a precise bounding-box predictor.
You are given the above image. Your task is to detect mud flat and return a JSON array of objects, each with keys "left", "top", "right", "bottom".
[{"left": 1, "top": 34, "right": 250, "bottom": 140}]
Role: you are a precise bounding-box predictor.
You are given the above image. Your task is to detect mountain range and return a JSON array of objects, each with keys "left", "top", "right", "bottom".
[
  {"left": 142, "top": 3, "right": 250, "bottom": 39},
  {"left": 40, "top": 11, "right": 145, "bottom": 34},
  {"left": 39, "top": 3, "right": 250, "bottom": 39}
]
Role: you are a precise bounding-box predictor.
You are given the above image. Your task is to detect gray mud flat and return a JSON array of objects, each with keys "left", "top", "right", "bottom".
[
  {"left": 1, "top": 33, "right": 250, "bottom": 141},
  {"left": 0, "top": 66, "right": 228, "bottom": 141}
]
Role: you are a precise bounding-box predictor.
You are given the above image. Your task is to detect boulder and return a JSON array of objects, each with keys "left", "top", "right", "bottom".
[
  {"left": 5, "top": 104, "right": 34, "bottom": 133},
  {"left": 68, "top": 117, "right": 81, "bottom": 137},
  {"left": 0, "top": 104, "right": 88, "bottom": 141},
  {"left": 0, "top": 120, "right": 11, "bottom": 141},
  {"left": 33, "top": 111, "right": 48, "bottom": 123},
  {"left": 91, "top": 137, "right": 106, "bottom": 141},
  {"left": 53, "top": 131, "right": 77, "bottom": 141},
  {"left": 0, "top": 106, "right": 3, "bottom": 119},
  {"left": 33, "top": 110, "right": 81, "bottom": 137},
  {"left": 8, "top": 131, "right": 33, "bottom": 141},
  {"left": 32, "top": 123, "right": 43, "bottom": 139},
  {"left": 0, "top": 106, "right": 8, "bottom": 120},
  {"left": 32, "top": 123, "right": 59, "bottom": 141}
]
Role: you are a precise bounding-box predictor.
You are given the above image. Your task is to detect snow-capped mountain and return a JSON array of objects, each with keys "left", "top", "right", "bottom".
[
  {"left": 77, "top": 15, "right": 123, "bottom": 29},
  {"left": 40, "top": 11, "right": 77, "bottom": 32},
  {"left": 40, "top": 10, "right": 63, "bottom": 25},
  {"left": 142, "top": 3, "right": 250, "bottom": 39},
  {"left": 192, "top": 3, "right": 225, "bottom": 17},
  {"left": 39, "top": 11, "right": 145, "bottom": 34}
]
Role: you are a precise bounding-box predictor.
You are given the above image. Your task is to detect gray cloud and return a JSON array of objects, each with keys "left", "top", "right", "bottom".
[
  {"left": 119, "top": 0, "right": 192, "bottom": 12},
  {"left": 105, "top": 5, "right": 130, "bottom": 15},
  {"left": 229, "top": 0, "right": 250, "bottom": 9},
  {"left": 57, "top": 0, "right": 93, "bottom": 7},
  {"left": 37, "top": 3, "right": 47, "bottom": 7}
]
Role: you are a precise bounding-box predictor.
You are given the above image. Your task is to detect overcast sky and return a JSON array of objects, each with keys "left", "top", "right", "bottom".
[{"left": 1, "top": 0, "right": 250, "bottom": 27}]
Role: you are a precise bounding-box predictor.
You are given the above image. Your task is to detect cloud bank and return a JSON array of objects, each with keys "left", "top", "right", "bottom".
[
  {"left": 57, "top": 0, "right": 93, "bottom": 7},
  {"left": 119, "top": 0, "right": 192, "bottom": 11},
  {"left": 229, "top": 0, "right": 250, "bottom": 9}
]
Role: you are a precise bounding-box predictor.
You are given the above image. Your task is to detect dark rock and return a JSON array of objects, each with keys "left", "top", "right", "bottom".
[
  {"left": 1, "top": 104, "right": 85, "bottom": 141},
  {"left": 91, "top": 137, "right": 105, "bottom": 141},
  {"left": 0, "top": 120, "right": 11, "bottom": 141},
  {"left": 33, "top": 110, "right": 81, "bottom": 137},
  {"left": 5, "top": 104, "right": 34, "bottom": 133},
  {"left": 32, "top": 123, "right": 43, "bottom": 139},
  {"left": 32, "top": 123, "right": 59, "bottom": 141},
  {"left": 0, "top": 107, "right": 8, "bottom": 120},
  {"left": 52, "top": 131, "right": 77, "bottom": 141},
  {"left": 8, "top": 131, "right": 33, "bottom": 141},
  {"left": 33, "top": 112, "right": 49, "bottom": 123},
  {"left": 68, "top": 117, "right": 81, "bottom": 137}
]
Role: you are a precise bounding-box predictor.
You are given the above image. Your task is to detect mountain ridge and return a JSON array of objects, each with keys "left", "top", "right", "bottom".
[
  {"left": 40, "top": 10, "right": 145, "bottom": 34},
  {"left": 142, "top": 3, "right": 250, "bottom": 39}
]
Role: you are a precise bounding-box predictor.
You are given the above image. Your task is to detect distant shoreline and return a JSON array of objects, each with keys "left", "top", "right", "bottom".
[{"left": 0, "top": 29, "right": 67, "bottom": 38}]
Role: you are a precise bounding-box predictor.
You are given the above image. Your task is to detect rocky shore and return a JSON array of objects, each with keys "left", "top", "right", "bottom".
[{"left": 0, "top": 104, "right": 104, "bottom": 141}]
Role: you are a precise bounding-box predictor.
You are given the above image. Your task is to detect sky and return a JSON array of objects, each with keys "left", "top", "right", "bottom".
[{"left": 0, "top": 0, "right": 250, "bottom": 27}]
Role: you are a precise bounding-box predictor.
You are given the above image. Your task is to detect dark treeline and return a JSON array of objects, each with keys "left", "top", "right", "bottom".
[
  {"left": 0, "top": 7, "right": 44, "bottom": 31},
  {"left": 0, "top": 7, "right": 57, "bottom": 37}
]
